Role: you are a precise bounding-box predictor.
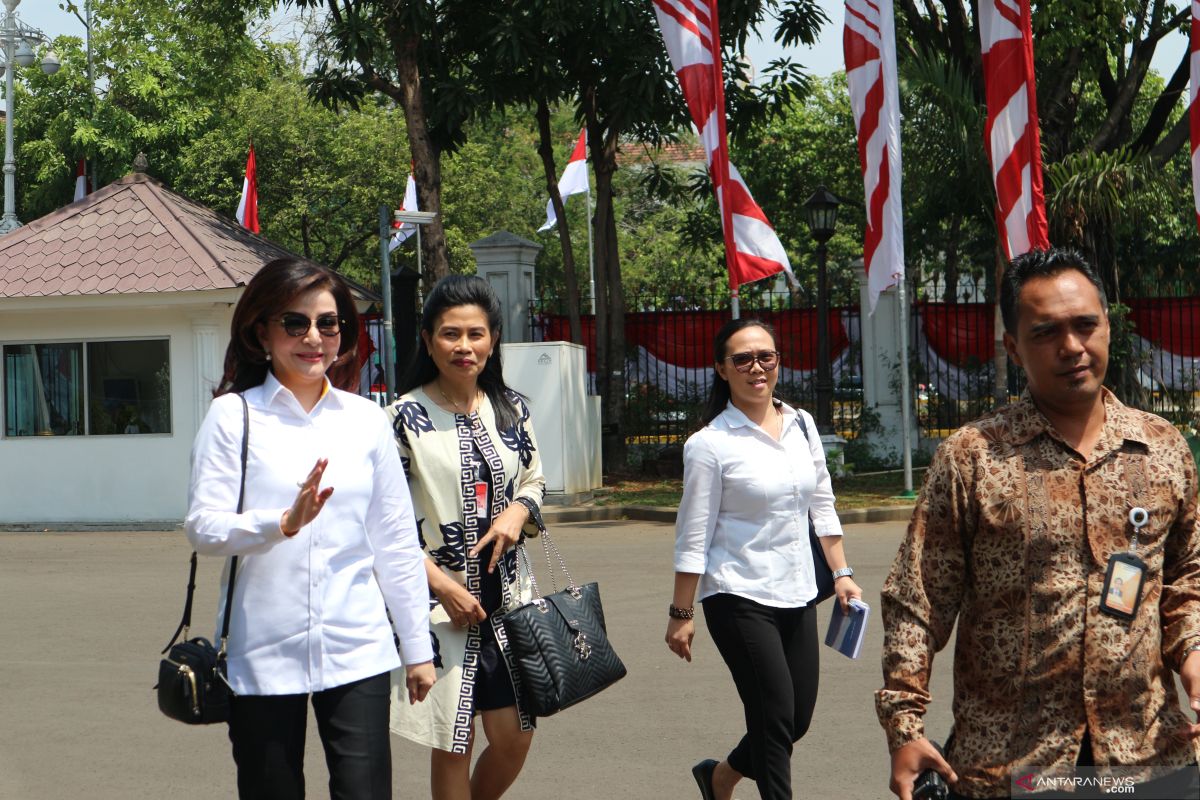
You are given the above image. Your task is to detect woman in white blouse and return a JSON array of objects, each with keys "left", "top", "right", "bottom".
[
  {"left": 186, "top": 258, "right": 435, "bottom": 799},
  {"left": 665, "top": 318, "right": 863, "bottom": 800},
  {"left": 388, "top": 275, "right": 546, "bottom": 800}
]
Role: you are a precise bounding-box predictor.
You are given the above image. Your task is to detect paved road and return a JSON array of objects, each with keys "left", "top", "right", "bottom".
[{"left": 0, "top": 520, "right": 955, "bottom": 799}]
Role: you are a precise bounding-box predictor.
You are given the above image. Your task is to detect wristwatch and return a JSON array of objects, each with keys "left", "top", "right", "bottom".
[
  {"left": 831, "top": 567, "right": 854, "bottom": 580},
  {"left": 1184, "top": 642, "right": 1200, "bottom": 663}
]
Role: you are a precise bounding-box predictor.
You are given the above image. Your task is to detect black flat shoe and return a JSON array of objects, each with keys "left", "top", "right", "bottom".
[{"left": 692, "top": 758, "right": 718, "bottom": 800}]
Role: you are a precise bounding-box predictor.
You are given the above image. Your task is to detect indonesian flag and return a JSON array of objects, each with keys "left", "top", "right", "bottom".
[
  {"left": 235, "top": 144, "right": 259, "bottom": 234},
  {"left": 979, "top": 0, "right": 1048, "bottom": 260},
  {"left": 73, "top": 158, "right": 90, "bottom": 202},
  {"left": 539, "top": 129, "right": 589, "bottom": 232},
  {"left": 1190, "top": 0, "right": 1200, "bottom": 234},
  {"left": 652, "top": 0, "right": 796, "bottom": 289},
  {"left": 389, "top": 173, "right": 419, "bottom": 252},
  {"left": 844, "top": 0, "right": 905, "bottom": 314}
]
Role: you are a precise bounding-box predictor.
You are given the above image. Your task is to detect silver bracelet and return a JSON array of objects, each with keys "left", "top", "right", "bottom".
[
  {"left": 1183, "top": 642, "right": 1200, "bottom": 663},
  {"left": 831, "top": 567, "right": 854, "bottom": 580}
]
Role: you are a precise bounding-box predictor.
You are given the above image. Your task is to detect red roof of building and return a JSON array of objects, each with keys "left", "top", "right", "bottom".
[{"left": 0, "top": 171, "right": 306, "bottom": 299}]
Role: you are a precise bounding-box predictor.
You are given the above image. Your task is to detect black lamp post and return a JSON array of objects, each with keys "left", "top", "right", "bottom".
[{"left": 803, "top": 186, "right": 841, "bottom": 436}]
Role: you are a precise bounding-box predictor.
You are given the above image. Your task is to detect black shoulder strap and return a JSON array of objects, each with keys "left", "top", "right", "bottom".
[
  {"left": 162, "top": 394, "right": 248, "bottom": 653},
  {"left": 795, "top": 409, "right": 812, "bottom": 443}
]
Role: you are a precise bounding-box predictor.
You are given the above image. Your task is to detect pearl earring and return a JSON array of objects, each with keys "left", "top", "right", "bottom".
[{"left": 265, "top": 352, "right": 272, "bottom": 362}]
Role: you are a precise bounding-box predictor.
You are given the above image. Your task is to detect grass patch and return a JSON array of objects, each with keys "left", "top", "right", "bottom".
[{"left": 597, "top": 470, "right": 923, "bottom": 510}]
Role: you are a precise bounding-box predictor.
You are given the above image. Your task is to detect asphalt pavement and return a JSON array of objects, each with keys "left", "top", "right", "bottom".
[{"left": 0, "top": 519, "right": 955, "bottom": 800}]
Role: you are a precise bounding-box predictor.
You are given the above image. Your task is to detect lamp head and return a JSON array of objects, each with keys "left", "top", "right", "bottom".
[
  {"left": 40, "top": 50, "right": 58, "bottom": 75},
  {"left": 803, "top": 185, "right": 841, "bottom": 245},
  {"left": 13, "top": 38, "right": 34, "bottom": 68}
]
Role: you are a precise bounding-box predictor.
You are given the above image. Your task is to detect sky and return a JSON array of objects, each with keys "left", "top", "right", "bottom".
[
  {"left": 745, "top": 1, "right": 1189, "bottom": 82},
  {"left": 12, "top": 1, "right": 1193, "bottom": 88}
]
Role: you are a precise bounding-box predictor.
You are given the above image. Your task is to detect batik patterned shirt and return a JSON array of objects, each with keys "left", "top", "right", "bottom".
[{"left": 876, "top": 390, "right": 1200, "bottom": 798}]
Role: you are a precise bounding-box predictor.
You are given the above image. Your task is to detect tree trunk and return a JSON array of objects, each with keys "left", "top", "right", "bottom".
[
  {"left": 390, "top": 23, "right": 450, "bottom": 285},
  {"left": 943, "top": 214, "right": 961, "bottom": 302},
  {"left": 585, "top": 102, "right": 627, "bottom": 472},
  {"left": 535, "top": 98, "right": 583, "bottom": 345}
]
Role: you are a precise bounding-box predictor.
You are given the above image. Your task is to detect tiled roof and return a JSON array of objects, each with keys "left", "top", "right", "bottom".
[
  {"left": 621, "top": 141, "right": 707, "bottom": 168},
  {"left": 0, "top": 171, "right": 314, "bottom": 299}
]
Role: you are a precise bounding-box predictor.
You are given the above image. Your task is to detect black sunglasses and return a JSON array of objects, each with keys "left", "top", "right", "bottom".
[
  {"left": 725, "top": 350, "right": 780, "bottom": 372},
  {"left": 276, "top": 312, "right": 343, "bottom": 338}
]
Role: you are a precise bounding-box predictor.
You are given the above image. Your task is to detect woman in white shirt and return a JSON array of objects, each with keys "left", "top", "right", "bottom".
[
  {"left": 388, "top": 275, "right": 546, "bottom": 800},
  {"left": 186, "top": 258, "right": 436, "bottom": 799},
  {"left": 665, "top": 318, "right": 863, "bottom": 800}
]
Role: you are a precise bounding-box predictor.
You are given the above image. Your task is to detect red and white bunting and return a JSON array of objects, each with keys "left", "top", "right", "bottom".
[
  {"left": 235, "top": 144, "right": 260, "bottom": 234},
  {"left": 651, "top": 0, "right": 796, "bottom": 289},
  {"left": 73, "top": 158, "right": 90, "bottom": 202},
  {"left": 539, "top": 129, "right": 589, "bottom": 233},
  {"left": 1191, "top": 0, "right": 1200, "bottom": 234},
  {"left": 844, "top": 0, "right": 905, "bottom": 314},
  {"left": 389, "top": 173, "right": 419, "bottom": 252},
  {"left": 979, "top": 0, "right": 1048, "bottom": 260}
]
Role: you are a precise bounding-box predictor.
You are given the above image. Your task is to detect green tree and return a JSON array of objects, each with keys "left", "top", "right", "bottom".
[{"left": 172, "top": 74, "right": 412, "bottom": 288}]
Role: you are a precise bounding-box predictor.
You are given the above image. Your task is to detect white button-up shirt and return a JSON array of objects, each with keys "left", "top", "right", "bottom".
[
  {"left": 674, "top": 401, "right": 844, "bottom": 608},
  {"left": 185, "top": 374, "right": 433, "bottom": 695}
]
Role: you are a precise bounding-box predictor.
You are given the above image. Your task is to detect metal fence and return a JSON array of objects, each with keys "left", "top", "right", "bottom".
[
  {"left": 531, "top": 287, "right": 865, "bottom": 445},
  {"left": 533, "top": 274, "right": 1200, "bottom": 447}
]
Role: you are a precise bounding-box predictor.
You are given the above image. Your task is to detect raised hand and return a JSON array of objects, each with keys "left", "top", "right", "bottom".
[{"left": 281, "top": 458, "right": 334, "bottom": 536}]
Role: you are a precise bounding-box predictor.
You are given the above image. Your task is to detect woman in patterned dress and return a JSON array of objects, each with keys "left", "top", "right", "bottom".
[{"left": 387, "top": 275, "right": 546, "bottom": 800}]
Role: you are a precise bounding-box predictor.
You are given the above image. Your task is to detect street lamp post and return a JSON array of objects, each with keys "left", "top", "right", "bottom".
[
  {"left": 803, "top": 186, "right": 841, "bottom": 436},
  {"left": 0, "top": 0, "right": 59, "bottom": 235}
]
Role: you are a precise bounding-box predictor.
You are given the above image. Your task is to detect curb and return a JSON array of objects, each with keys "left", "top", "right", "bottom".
[
  {"left": 542, "top": 504, "right": 915, "bottom": 526},
  {"left": 3, "top": 506, "right": 916, "bottom": 533}
]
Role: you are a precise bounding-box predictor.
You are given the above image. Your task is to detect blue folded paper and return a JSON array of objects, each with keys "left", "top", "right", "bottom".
[{"left": 824, "top": 598, "right": 870, "bottom": 659}]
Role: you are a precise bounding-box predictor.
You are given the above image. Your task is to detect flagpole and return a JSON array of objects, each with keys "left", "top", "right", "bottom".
[
  {"left": 897, "top": 276, "right": 914, "bottom": 495},
  {"left": 705, "top": 0, "right": 741, "bottom": 320},
  {"left": 586, "top": 177, "right": 596, "bottom": 316},
  {"left": 378, "top": 205, "right": 396, "bottom": 403}
]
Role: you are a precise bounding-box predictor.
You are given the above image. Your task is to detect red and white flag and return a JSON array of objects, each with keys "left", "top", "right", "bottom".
[
  {"left": 539, "top": 129, "right": 589, "bottom": 233},
  {"left": 979, "top": 0, "right": 1048, "bottom": 260},
  {"left": 1190, "top": 0, "right": 1200, "bottom": 234},
  {"left": 389, "top": 173, "right": 419, "bottom": 252},
  {"left": 73, "top": 158, "right": 90, "bottom": 202},
  {"left": 844, "top": 0, "right": 905, "bottom": 314},
  {"left": 651, "top": 0, "right": 796, "bottom": 289},
  {"left": 235, "top": 144, "right": 259, "bottom": 234}
]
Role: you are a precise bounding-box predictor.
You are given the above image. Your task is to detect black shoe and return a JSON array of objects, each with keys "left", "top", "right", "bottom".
[{"left": 692, "top": 759, "right": 718, "bottom": 800}]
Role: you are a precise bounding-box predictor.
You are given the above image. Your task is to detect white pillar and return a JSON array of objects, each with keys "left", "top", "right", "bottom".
[
  {"left": 469, "top": 231, "right": 541, "bottom": 344},
  {"left": 191, "top": 320, "right": 221, "bottom": 430},
  {"left": 857, "top": 259, "right": 918, "bottom": 464}
]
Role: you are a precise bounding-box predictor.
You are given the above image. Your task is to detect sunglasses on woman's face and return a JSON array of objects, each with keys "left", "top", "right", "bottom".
[
  {"left": 725, "top": 350, "right": 780, "bottom": 372},
  {"left": 277, "top": 312, "right": 343, "bottom": 338}
]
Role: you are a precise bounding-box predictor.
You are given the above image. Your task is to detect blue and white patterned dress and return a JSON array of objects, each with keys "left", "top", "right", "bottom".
[{"left": 387, "top": 386, "right": 545, "bottom": 753}]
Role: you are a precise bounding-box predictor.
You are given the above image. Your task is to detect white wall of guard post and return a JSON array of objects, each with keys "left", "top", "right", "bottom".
[
  {"left": 856, "top": 258, "right": 920, "bottom": 467},
  {"left": 0, "top": 297, "right": 235, "bottom": 526}
]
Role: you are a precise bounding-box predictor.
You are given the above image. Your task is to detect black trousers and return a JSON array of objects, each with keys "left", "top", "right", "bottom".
[
  {"left": 703, "top": 593, "right": 819, "bottom": 800},
  {"left": 227, "top": 670, "right": 392, "bottom": 800}
]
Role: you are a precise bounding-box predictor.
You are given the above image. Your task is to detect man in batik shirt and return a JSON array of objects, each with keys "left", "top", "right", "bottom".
[{"left": 878, "top": 248, "right": 1200, "bottom": 800}]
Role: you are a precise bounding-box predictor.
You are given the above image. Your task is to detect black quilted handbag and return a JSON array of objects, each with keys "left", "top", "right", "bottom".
[
  {"left": 156, "top": 394, "right": 247, "bottom": 724},
  {"left": 499, "top": 528, "right": 627, "bottom": 717}
]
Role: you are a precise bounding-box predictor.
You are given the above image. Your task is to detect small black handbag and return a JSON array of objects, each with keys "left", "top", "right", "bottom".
[
  {"left": 499, "top": 525, "right": 627, "bottom": 717},
  {"left": 796, "top": 413, "right": 835, "bottom": 604},
  {"left": 157, "top": 394, "right": 247, "bottom": 725}
]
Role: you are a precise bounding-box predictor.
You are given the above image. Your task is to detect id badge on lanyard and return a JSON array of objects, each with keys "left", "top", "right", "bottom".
[{"left": 1099, "top": 506, "right": 1149, "bottom": 621}]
